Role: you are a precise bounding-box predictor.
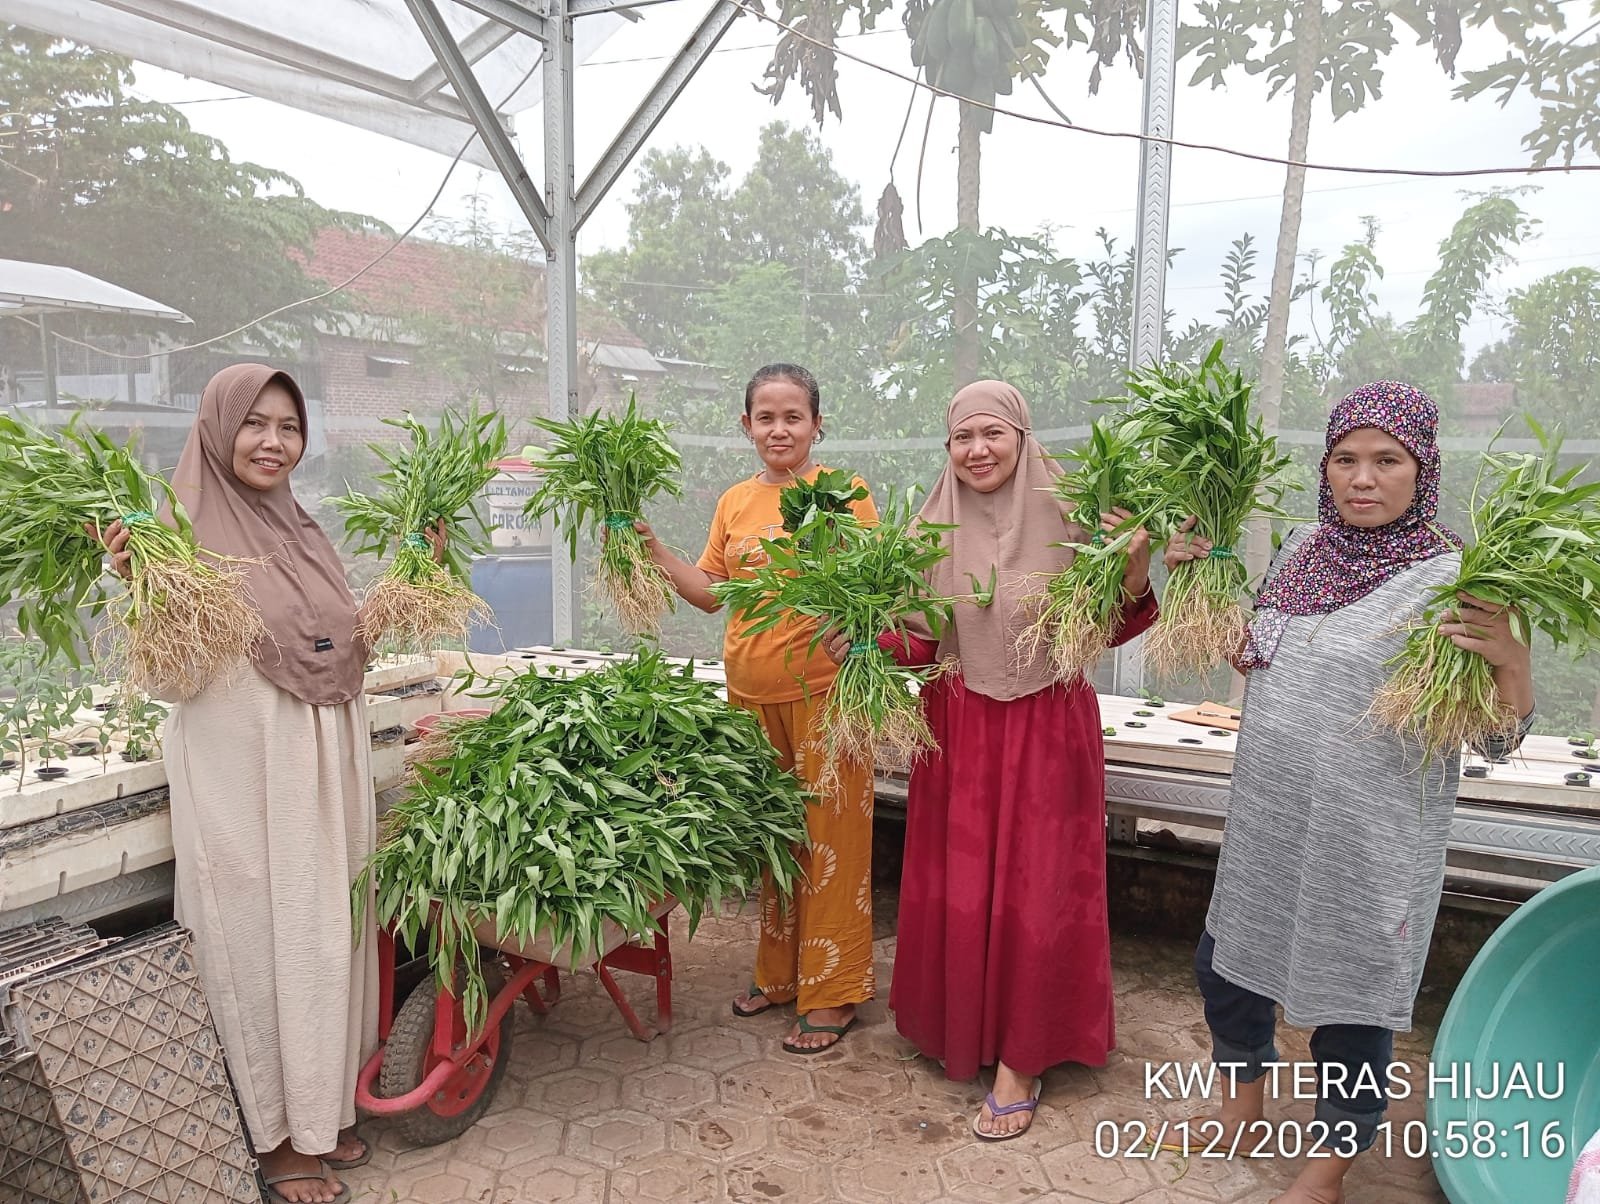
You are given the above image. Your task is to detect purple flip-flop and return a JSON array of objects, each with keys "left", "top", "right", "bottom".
[{"left": 971, "top": 1078, "right": 1043, "bottom": 1141}]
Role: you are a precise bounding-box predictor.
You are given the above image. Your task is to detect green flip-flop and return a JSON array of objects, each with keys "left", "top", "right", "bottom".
[
  {"left": 782, "top": 1013, "right": 857, "bottom": 1055},
  {"left": 731, "top": 984, "right": 775, "bottom": 1018}
]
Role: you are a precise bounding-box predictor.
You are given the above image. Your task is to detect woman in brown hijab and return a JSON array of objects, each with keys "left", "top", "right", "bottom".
[
  {"left": 100, "top": 364, "right": 439, "bottom": 1202},
  {"left": 833, "top": 382, "right": 1157, "bottom": 1141}
]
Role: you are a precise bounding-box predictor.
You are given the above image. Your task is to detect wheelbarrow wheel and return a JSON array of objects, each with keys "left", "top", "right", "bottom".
[{"left": 378, "top": 959, "right": 514, "bottom": 1147}]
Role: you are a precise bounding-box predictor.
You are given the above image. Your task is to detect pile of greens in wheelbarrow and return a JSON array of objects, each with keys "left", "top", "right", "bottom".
[{"left": 358, "top": 648, "right": 811, "bottom": 1032}]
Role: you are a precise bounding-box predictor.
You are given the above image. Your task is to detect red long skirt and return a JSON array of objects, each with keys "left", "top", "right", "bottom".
[{"left": 887, "top": 589, "right": 1155, "bottom": 1080}]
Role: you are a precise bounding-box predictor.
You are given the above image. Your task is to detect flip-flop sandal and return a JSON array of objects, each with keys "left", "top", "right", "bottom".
[
  {"left": 322, "top": 1129, "right": 371, "bottom": 1171},
  {"left": 731, "top": 984, "right": 775, "bottom": 1018},
  {"left": 781, "top": 1013, "right": 856, "bottom": 1055},
  {"left": 971, "top": 1079, "right": 1043, "bottom": 1142},
  {"left": 262, "top": 1161, "right": 348, "bottom": 1204}
]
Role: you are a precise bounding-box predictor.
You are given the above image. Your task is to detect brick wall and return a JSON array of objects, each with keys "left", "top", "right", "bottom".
[{"left": 315, "top": 334, "right": 546, "bottom": 446}]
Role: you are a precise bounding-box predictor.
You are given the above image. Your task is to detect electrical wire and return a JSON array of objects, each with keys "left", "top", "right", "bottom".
[
  {"left": 726, "top": 0, "right": 1600, "bottom": 180},
  {"left": 5, "top": 61, "right": 543, "bottom": 364},
  {"left": 13, "top": 3, "right": 1598, "bottom": 366}
]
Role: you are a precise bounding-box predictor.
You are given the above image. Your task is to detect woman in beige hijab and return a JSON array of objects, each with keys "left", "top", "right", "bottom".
[
  {"left": 834, "top": 381, "right": 1157, "bottom": 1141},
  {"left": 99, "top": 364, "right": 442, "bottom": 1202}
]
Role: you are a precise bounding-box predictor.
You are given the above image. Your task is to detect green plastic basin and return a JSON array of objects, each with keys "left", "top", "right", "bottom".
[{"left": 1429, "top": 864, "right": 1600, "bottom": 1203}]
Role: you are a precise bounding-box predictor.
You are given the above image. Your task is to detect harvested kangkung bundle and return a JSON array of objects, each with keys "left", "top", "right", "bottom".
[
  {"left": 335, "top": 407, "right": 507, "bottom": 648},
  {"left": 358, "top": 648, "right": 810, "bottom": 1032},
  {"left": 778, "top": 467, "right": 869, "bottom": 547},
  {"left": 1125, "top": 343, "right": 1295, "bottom": 677},
  {"left": 1018, "top": 419, "right": 1167, "bottom": 683},
  {"left": 711, "top": 486, "right": 952, "bottom": 780},
  {"left": 0, "top": 415, "right": 263, "bottom": 698},
  {"left": 1372, "top": 425, "right": 1600, "bottom": 761},
  {"left": 522, "top": 396, "right": 682, "bottom": 635}
]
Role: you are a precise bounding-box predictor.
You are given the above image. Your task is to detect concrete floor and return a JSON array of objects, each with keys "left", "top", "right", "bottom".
[{"left": 340, "top": 895, "right": 1447, "bottom": 1204}]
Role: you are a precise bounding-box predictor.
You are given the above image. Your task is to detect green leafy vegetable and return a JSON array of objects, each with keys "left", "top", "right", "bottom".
[
  {"left": 357, "top": 648, "right": 810, "bottom": 1033},
  {"left": 334, "top": 406, "right": 507, "bottom": 648},
  {"left": 710, "top": 487, "right": 952, "bottom": 780},
  {"left": 1118, "top": 341, "right": 1297, "bottom": 677},
  {"left": 1372, "top": 423, "right": 1600, "bottom": 762},
  {"left": 778, "top": 468, "right": 869, "bottom": 547},
  {"left": 0, "top": 414, "right": 263, "bottom": 698},
  {"left": 522, "top": 395, "right": 683, "bottom": 635},
  {"left": 1018, "top": 419, "right": 1168, "bottom": 683}
]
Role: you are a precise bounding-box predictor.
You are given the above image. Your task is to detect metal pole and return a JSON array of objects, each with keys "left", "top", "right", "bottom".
[
  {"left": 545, "top": 0, "right": 579, "bottom": 645},
  {"left": 39, "top": 313, "right": 58, "bottom": 407},
  {"left": 1108, "top": 0, "right": 1178, "bottom": 848},
  {"left": 1112, "top": 0, "right": 1178, "bottom": 704}
]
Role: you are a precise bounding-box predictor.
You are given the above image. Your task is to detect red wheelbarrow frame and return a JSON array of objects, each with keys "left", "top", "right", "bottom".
[{"left": 354, "top": 908, "right": 675, "bottom": 1117}]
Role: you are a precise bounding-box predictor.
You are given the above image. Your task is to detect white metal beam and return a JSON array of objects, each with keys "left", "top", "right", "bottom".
[
  {"left": 1112, "top": 0, "right": 1179, "bottom": 710},
  {"left": 87, "top": 0, "right": 487, "bottom": 127},
  {"left": 575, "top": 0, "right": 740, "bottom": 230},
  {"left": 543, "top": 0, "right": 580, "bottom": 644},
  {"left": 451, "top": 0, "right": 550, "bottom": 42},
  {"left": 411, "top": 17, "right": 518, "bottom": 100},
  {"left": 404, "top": 0, "right": 553, "bottom": 246},
  {"left": 568, "top": 0, "right": 678, "bottom": 13}
]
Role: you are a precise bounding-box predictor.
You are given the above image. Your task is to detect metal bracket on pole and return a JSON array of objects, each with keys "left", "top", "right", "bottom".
[
  {"left": 575, "top": 0, "right": 741, "bottom": 230},
  {"left": 1112, "top": 0, "right": 1178, "bottom": 702},
  {"left": 544, "top": 0, "right": 580, "bottom": 645},
  {"left": 404, "top": 0, "right": 552, "bottom": 248}
]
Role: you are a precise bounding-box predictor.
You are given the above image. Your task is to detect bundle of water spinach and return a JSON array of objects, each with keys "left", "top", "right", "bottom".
[{"left": 359, "top": 648, "right": 810, "bottom": 1032}]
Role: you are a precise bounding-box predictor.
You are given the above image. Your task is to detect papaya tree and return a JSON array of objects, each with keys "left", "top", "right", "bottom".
[{"left": 756, "top": 0, "right": 1142, "bottom": 387}]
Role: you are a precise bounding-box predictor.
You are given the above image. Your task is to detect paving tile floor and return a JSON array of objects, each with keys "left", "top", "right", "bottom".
[{"left": 340, "top": 885, "right": 1448, "bottom": 1204}]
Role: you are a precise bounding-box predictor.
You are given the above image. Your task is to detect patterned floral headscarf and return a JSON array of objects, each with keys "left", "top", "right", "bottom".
[{"left": 1237, "top": 381, "right": 1462, "bottom": 670}]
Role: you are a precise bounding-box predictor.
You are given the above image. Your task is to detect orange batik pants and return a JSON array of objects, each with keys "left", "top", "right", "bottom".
[{"left": 728, "top": 687, "right": 876, "bottom": 1012}]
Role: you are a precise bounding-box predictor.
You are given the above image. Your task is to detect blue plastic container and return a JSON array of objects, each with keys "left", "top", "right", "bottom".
[
  {"left": 468, "top": 555, "right": 553, "bottom": 652},
  {"left": 1428, "top": 864, "right": 1600, "bottom": 1203}
]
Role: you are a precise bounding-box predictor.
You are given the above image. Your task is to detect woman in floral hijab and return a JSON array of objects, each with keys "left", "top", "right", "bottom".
[{"left": 1163, "top": 382, "right": 1536, "bottom": 1203}]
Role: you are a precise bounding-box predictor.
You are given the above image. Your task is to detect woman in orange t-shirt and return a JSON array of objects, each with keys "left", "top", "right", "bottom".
[{"left": 636, "top": 363, "right": 877, "bottom": 1054}]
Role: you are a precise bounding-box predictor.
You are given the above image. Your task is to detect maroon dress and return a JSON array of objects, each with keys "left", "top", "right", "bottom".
[{"left": 882, "top": 588, "right": 1158, "bottom": 1080}]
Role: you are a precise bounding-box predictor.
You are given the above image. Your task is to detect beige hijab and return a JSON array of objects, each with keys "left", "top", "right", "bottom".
[
  {"left": 170, "top": 364, "right": 365, "bottom": 706},
  {"left": 915, "top": 381, "right": 1079, "bottom": 701}
]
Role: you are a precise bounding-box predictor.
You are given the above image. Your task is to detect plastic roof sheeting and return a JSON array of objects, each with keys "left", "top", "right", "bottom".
[
  {"left": 0, "top": 0, "right": 624, "bottom": 165},
  {"left": 0, "top": 259, "right": 192, "bottom": 320}
]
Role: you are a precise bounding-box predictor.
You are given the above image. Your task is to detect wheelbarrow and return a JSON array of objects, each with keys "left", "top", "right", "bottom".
[{"left": 354, "top": 897, "right": 677, "bottom": 1146}]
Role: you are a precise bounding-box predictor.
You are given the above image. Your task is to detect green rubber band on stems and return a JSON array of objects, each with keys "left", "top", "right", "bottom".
[
  {"left": 605, "top": 513, "right": 637, "bottom": 530},
  {"left": 122, "top": 510, "right": 155, "bottom": 525},
  {"left": 1207, "top": 546, "right": 1237, "bottom": 560},
  {"left": 848, "top": 641, "right": 871, "bottom": 657},
  {"left": 402, "top": 532, "right": 431, "bottom": 551}
]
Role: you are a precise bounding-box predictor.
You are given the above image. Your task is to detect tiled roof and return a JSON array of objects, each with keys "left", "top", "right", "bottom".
[{"left": 299, "top": 227, "right": 645, "bottom": 348}]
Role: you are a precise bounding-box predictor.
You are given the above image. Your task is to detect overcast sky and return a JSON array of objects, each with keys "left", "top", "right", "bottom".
[{"left": 128, "top": 2, "right": 1598, "bottom": 358}]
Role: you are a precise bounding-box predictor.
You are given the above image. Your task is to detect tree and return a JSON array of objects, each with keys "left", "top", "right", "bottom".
[
  {"left": 584, "top": 121, "right": 870, "bottom": 389},
  {"left": 1297, "top": 192, "right": 1531, "bottom": 408},
  {"left": 1472, "top": 266, "right": 1600, "bottom": 435},
  {"left": 1400, "top": 190, "right": 1535, "bottom": 391},
  {"left": 1454, "top": 0, "right": 1600, "bottom": 167},
  {"left": 389, "top": 193, "right": 547, "bottom": 406},
  {"left": 0, "top": 25, "right": 376, "bottom": 344},
  {"left": 756, "top": 0, "right": 1132, "bottom": 388},
  {"left": 1181, "top": 0, "right": 1457, "bottom": 443},
  {"left": 583, "top": 147, "right": 736, "bottom": 360}
]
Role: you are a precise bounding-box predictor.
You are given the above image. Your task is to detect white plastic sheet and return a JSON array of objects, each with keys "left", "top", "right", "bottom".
[{"left": 0, "top": 0, "right": 623, "bottom": 166}]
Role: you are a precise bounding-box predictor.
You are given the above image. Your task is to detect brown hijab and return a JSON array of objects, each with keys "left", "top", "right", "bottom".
[
  {"left": 170, "top": 364, "right": 365, "bottom": 706},
  {"left": 915, "top": 381, "right": 1079, "bottom": 701}
]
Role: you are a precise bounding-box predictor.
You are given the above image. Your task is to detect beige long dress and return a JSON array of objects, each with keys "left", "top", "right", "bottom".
[{"left": 165, "top": 662, "right": 379, "bottom": 1154}]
